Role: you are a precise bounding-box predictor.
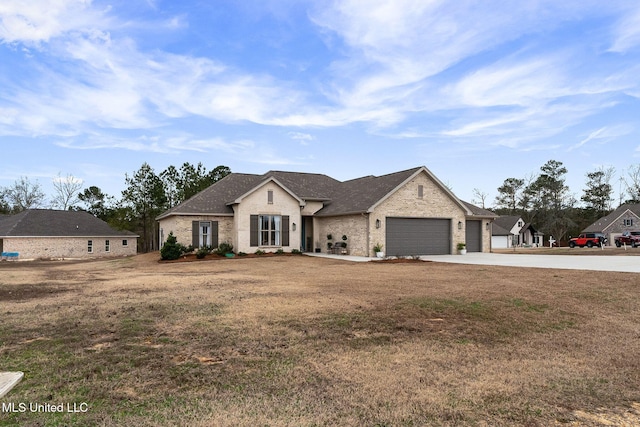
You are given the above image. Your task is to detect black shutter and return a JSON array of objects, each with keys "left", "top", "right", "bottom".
[
  {"left": 282, "top": 215, "right": 290, "bottom": 247},
  {"left": 211, "top": 221, "right": 219, "bottom": 248},
  {"left": 250, "top": 215, "right": 259, "bottom": 247},
  {"left": 192, "top": 221, "right": 199, "bottom": 247}
]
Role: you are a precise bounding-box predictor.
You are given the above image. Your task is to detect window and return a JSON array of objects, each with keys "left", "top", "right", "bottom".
[
  {"left": 267, "top": 190, "right": 274, "bottom": 204},
  {"left": 517, "top": 221, "right": 523, "bottom": 228},
  {"left": 88, "top": 240, "right": 93, "bottom": 253},
  {"left": 105, "top": 240, "right": 110, "bottom": 252},
  {"left": 624, "top": 218, "right": 634, "bottom": 227},
  {"left": 260, "top": 215, "right": 281, "bottom": 246},
  {"left": 418, "top": 185, "right": 424, "bottom": 198},
  {"left": 122, "top": 239, "right": 128, "bottom": 246},
  {"left": 199, "top": 221, "right": 212, "bottom": 247}
]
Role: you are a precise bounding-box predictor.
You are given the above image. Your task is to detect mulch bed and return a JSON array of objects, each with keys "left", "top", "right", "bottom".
[{"left": 159, "top": 252, "right": 302, "bottom": 263}]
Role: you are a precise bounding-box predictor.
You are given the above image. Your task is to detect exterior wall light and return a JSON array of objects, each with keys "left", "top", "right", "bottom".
[
  {"left": 458, "top": 221, "right": 463, "bottom": 230},
  {"left": 375, "top": 219, "right": 381, "bottom": 229},
  {"left": 292, "top": 223, "right": 296, "bottom": 232}
]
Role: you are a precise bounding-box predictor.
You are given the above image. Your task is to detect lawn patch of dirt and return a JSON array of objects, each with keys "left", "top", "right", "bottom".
[{"left": 1, "top": 253, "right": 639, "bottom": 426}]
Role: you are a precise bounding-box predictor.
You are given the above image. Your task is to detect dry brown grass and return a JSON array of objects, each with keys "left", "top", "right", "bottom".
[{"left": 1, "top": 253, "right": 639, "bottom": 426}]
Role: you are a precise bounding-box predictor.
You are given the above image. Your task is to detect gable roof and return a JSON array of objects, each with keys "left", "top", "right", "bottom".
[
  {"left": 0, "top": 210, "right": 138, "bottom": 238},
  {"left": 491, "top": 223, "right": 512, "bottom": 236},
  {"left": 493, "top": 216, "right": 522, "bottom": 231},
  {"left": 583, "top": 204, "right": 640, "bottom": 232},
  {"left": 315, "top": 167, "right": 427, "bottom": 216},
  {"left": 157, "top": 166, "right": 476, "bottom": 220}
]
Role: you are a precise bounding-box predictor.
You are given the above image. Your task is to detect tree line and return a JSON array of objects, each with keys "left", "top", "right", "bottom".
[
  {"left": 477, "top": 160, "right": 640, "bottom": 243},
  {"left": 3, "top": 159, "right": 639, "bottom": 250},
  {"left": 0, "top": 163, "right": 231, "bottom": 252}
]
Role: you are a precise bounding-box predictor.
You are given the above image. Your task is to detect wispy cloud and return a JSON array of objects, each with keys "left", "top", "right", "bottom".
[
  {"left": 568, "top": 125, "right": 634, "bottom": 151},
  {"left": 1, "top": 0, "right": 640, "bottom": 161},
  {"left": 609, "top": 6, "right": 640, "bottom": 53}
]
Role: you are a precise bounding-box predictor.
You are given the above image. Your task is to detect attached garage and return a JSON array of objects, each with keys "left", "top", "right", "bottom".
[
  {"left": 465, "top": 220, "right": 482, "bottom": 252},
  {"left": 386, "top": 217, "right": 451, "bottom": 256}
]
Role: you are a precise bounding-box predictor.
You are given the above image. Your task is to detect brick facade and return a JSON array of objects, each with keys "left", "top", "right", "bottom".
[
  {"left": 368, "top": 172, "right": 468, "bottom": 256},
  {"left": 156, "top": 167, "right": 495, "bottom": 257},
  {"left": 1, "top": 236, "right": 137, "bottom": 260},
  {"left": 158, "top": 215, "right": 234, "bottom": 249}
]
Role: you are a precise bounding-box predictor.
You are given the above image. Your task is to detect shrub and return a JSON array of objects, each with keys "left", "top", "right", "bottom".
[
  {"left": 255, "top": 249, "right": 265, "bottom": 255},
  {"left": 291, "top": 249, "right": 302, "bottom": 255},
  {"left": 237, "top": 252, "right": 248, "bottom": 256},
  {"left": 196, "top": 246, "right": 212, "bottom": 259},
  {"left": 160, "top": 232, "right": 186, "bottom": 260},
  {"left": 216, "top": 241, "right": 234, "bottom": 255},
  {"left": 275, "top": 248, "right": 284, "bottom": 255}
]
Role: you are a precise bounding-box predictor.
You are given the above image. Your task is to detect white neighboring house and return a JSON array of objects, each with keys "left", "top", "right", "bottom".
[{"left": 491, "top": 216, "right": 543, "bottom": 249}]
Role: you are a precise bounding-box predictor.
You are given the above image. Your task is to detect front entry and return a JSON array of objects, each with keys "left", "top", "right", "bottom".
[{"left": 301, "top": 216, "right": 314, "bottom": 252}]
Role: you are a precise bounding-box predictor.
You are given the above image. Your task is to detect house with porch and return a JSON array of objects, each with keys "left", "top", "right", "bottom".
[{"left": 156, "top": 166, "right": 497, "bottom": 257}]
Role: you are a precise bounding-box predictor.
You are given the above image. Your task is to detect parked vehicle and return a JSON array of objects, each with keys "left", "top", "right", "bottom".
[
  {"left": 568, "top": 233, "right": 607, "bottom": 248},
  {"left": 614, "top": 231, "right": 640, "bottom": 247}
]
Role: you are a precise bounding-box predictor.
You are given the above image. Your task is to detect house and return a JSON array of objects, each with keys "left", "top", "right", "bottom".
[
  {"left": 0, "top": 209, "right": 138, "bottom": 260},
  {"left": 156, "top": 166, "right": 497, "bottom": 257},
  {"left": 491, "top": 216, "right": 544, "bottom": 249},
  {"left": 582, "top": 203, "right": 640, "bottom": 245}
]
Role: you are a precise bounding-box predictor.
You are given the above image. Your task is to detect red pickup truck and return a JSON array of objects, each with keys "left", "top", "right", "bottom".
[
  {"left": 614, "top": 231, "right": 640, "bottom": 247},
  {"left": 568, "top": 233, "right": 607, "bottom": 248}
]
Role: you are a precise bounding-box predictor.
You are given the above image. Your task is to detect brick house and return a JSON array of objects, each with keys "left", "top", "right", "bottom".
[
  {"left": 156, "top": 166, "right": 497, "bottom": 257},
  {"left": 0, "top": 209, "right": 138, "bottom": 260},
  {"left": 582, "top": 203, "right": 640, "bottom": 245}
]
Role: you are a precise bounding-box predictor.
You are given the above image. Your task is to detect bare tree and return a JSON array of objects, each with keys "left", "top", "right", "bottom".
[
  {"left": 51, "top": 173, "right": 83, "bottom": 210},
  {"left": 624, "top": 164, "right": 640, "bottom": 203},
  {"left": 2, "top": 176, "right": 46, "bottom": 212},
  {"left": 471, "top": 188, "right": 488, "bottom": 209}
]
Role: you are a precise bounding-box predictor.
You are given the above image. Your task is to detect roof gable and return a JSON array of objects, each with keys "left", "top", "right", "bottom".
[
  {"left": 583, "top": 204, "right": 640, "bottom": 232},
  {"left": 493, "top": 216, "right": 522, "bottom": 230},
  {"left": 230, "top": 176, "right": 305, "bottom": 206}
]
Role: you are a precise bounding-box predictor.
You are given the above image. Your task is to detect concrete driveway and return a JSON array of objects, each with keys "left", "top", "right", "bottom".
[{"left": 420, "top": 252, "right": 640, "bottom": 273}]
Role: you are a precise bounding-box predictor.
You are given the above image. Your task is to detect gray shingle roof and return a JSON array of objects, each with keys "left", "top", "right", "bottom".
[
  {"left": 315, "top": 167, "right": 423, "bottom": 216},
  {"left": 460, "top": 201, "right": 498, "bottom": 218},
  {"left": 157, "top": 166, "right": 476, "bottom": 219},
  {"left": 583, "top": 204, "right": 640, "bottom": 232},
  {"left": 493, "top": 215, "right": 521, "bottom": 231},
  {"left": 0, "top": 209, "right": 138, "bottom": 237}
]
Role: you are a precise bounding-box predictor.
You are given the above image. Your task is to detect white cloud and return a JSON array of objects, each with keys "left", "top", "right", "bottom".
[{"left": 0, "top": 0, "right": 106, "bottom": 45}]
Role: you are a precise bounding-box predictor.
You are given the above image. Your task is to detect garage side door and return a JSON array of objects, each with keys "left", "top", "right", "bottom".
[
  {"left": 465, "top": 220, "right": 482, "bottom": 252},
  {"left": 386, "top": 218, "right": 451, "bottom": 256}
]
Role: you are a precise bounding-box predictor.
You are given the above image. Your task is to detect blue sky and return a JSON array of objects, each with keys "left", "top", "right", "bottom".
[{"left": 1, "top": 0, "right": 640, "bottom": 207}]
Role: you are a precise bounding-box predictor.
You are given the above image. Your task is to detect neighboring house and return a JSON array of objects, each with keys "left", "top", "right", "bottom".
[
  {"left": 156, "top": 166, "right": 498, "bottom": 257},
  {"left": 582, "top": 203, "right": 640, "bottom": 245},
  {"left": 491, "top": 216, "right": 544, "bottom": 249},
  {"left": 0, "top": 209, "right": 138, "bottom": 260}
]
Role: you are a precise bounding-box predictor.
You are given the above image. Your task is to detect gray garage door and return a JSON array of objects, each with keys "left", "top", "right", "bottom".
[
  {"left": 386, "top": 218, "right": 451, "bottom": 256},
  {"left": 465, "top": 220, "right": 482, "bottom": 252}
]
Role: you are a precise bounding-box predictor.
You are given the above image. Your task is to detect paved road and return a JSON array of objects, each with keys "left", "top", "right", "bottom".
[{"left": 420, "top": 253, "right": 640, "bottom": 273}]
